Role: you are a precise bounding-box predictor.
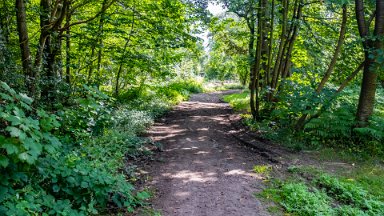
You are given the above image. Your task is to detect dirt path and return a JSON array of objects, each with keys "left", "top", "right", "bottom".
[{"left": 145, "top": 91, "right": 271, "bottom": 216}]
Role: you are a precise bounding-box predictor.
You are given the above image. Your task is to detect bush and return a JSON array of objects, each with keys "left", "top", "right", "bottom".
[{"left": 0, "top": 82, "right": 151, "bottom": 215}]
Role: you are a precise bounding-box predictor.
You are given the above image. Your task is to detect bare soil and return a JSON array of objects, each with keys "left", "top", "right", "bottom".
[{"left": 143, "top": 91, "right": 272, "bottom": 216}]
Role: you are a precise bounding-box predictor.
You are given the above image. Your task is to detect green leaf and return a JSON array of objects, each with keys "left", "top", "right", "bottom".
[
  {"left": 3, "top": 143, "right": 19, "bottom": 155},
  {"left": 6, "top": 126, "right": 26, "bottom": 140},
  {"left": 81, "top": 181, "right": 89, "bottom": 188},
  {"left": 18, "top": 152, "right": 35, "bottom": 164},
  {"left": 0, "top": 93, "right": 13, "bottom": 101},
  {"left": 0, "top": 81, "right": 16, "bottom": 95},
  {"left": 0, "top": 156, "right": 9, "bottom": 168},
  {"left": 13, "top": 107, "right": 26, "bottom": 118},
  {"left": 52, "top": 185, "right": 60, "bottom": 192},
  {"left": 18, "top": 93, "right": 33, "bottom": 104},
  {"left": 136, "top": 191, "right": 151, "bottom": 200},
  {"left": 4, "top": 115, "right": 22, "bottom": 126}
]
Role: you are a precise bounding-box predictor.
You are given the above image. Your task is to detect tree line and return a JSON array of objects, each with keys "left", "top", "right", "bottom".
[{"left": 208, "top": 0, "right": 383, "bottom": 129}]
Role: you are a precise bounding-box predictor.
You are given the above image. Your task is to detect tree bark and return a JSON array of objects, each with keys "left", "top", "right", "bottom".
[
  {"left": 65, "top": 1, "right": 71, "bottom": 85},
  {"left": 252, "top": 0, "right": 266, "bottom": 120},
  {"left": 281, "top": 0, "right": 302, "bottom": 79},
  {"left": 355, "top": 0, "right": 383, "bottom": 125},
  {"left": 15, "top": 0, "right": 33, "bottom": 93},
  {"left": 266, "top": 0, "right": 275, "bottom": 94},
  {"left": 269, "top": 0, "right": 288, "bottom": 100},
  {"left": 248, "top": 19, "right": 257, "bottom": 119},
  {"left": 96, "top": 0, "right": 108, "bottom": 88}
]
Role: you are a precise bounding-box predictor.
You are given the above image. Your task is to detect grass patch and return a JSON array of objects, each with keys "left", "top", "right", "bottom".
[
  {"left": 204, "top": 82, "right": 246, "bottom": 92},
  {"left": 222, "top": 91, "right": 249, "bottom": 112},
  {"left": 260, "top": 166, "right": 384, "bottom": 215}
]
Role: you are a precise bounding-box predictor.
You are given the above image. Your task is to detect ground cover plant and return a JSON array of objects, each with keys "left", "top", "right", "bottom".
[
  {"left": 0, "top": 77, "right": 202, "bottom": 215},
  {"left": 259, "top": 166, "right": 384, "bottom": 215}
]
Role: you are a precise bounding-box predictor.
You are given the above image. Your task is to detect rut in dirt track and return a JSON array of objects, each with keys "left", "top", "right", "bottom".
[{"left": 146, "top": 91, "right": 271, "bottom": 216}]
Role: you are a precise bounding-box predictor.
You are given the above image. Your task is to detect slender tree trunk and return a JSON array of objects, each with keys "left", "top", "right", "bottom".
[
  {"left": 266, "top": 0, "right": 275, "bottom": 94},
  {"left": 337, "top": 61, "right": 364, "bottom": 93},
  {"left": 15, "top": 0, "right": 33, "bottom": 93},
  {"left": 96, "top": 0, "right": 108, "bottom": 88},
  {"left": 295, "top": 4, "right": 348, "bottom": 130},
  {"left": 87, "top": 47, "right": 96, "bottom": 83},
  {"left": 304, "top": 62, "right": 365, "bottom": 126},
  {"left": 260, "top": 0, "right": 270, "bottom": 92},
  {"left": 281, "top": 0, "right": 302, "bottom": 79},
  {"left": 269, "top": 0, "right": 288, "bottom": 100},
  {"left": 248, "top": 19, "right": 257, "bottom": 118},
  {"left": 316, "top": 4, "right": 347, "bottom": 93},
  {"left": 252, "top": 0, "right": 266, "bottom": 120},
  {"left": 65, "top": 2, "right": 71, "bottom": 85}
]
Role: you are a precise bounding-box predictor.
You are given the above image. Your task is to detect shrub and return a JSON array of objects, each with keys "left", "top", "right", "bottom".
[{"left": 0, "top": 82, "right": 150, "bottom": 215}]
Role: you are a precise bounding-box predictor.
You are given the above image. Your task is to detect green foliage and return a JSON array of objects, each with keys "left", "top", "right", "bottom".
[
  {"left": 158, "top": 78, "right": 203, "bottom": 103},
  {"left": 223, "top": 84, "right": 384, "bottom": 156},
  {"left": 60, "top": 85, "right": 114, "bottom": 140},
  {"left": 222, "top": 90, "right": 249, "bottom": 112},
  {"left": 315, "top": 174, "right": 384, "bottom": 214},
  {"left": 0, "top": 82, "right": 155, "bottom": 214},
  {"left": 0, "top": 82, "right": 61, "bottom": 166},
  {"left": 261, "top": 167, "right": 384, "bottom": 216},
  {"left": 279, "top": 182, "right": 333, "bottom": 215}
]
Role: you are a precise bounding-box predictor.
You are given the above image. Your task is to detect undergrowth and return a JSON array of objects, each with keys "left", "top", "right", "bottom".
[
  {"left": 260, "top": 166, "right": 384, "bottom": 215},
  {"left": 0, "top": 78, "right": 201, "bottom": 214},
  {"left": 223, "top": 84, "right": 384, "bottom": 157}
]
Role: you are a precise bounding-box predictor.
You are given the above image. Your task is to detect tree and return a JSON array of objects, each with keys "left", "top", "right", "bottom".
[{"left": 355, "top": 0, "right": 384, "bottom": 125}]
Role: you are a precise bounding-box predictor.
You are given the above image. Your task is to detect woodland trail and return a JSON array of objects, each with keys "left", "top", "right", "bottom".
[{"left": 146, "top": 91, "right": 271, "bottom": 216}]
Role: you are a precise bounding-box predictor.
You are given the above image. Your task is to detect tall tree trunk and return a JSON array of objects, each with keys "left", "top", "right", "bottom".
[
  {"left": 65, "top": 2, "right": 71, "bottom": 85},
  {"left": 281, "top": 0, "right": 302, "bottom": 79},
  {"left": 248, "top": 19, "right": 258, "bottom": 119},
  {"left": 96, "top": 0, "right": 108, "bottom": 88},
  {"left": 87, "top": 47, "right": 96, "bottom": 83},
  {"left": 15, "top": 0, "right": 33, "bottom": 93},
  {"left": 260, "top": 0, "right": 270, "bottom": 91},
  {"left": 269, "top": 0, "right": 288, "bottom": 100},
  {"left": 266, "top": 0, "right": 275, "bottom": 94},
  {"left": 355, "top": 0, "right": 383, "bottom": 125},
  {"left": 252, "top": 0, "right": 266, "bottom": 120}
]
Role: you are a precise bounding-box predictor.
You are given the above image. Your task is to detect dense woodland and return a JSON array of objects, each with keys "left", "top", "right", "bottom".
[
  {"left": 0, "top": 0, "right": 383, "bottom": 214},
  {"left": 210, "top": 0, "right": 383, "bottom": 150}
]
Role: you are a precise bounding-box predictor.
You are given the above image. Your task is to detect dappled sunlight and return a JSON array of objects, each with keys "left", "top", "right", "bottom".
[
  {"left": 194, "top": 151, "right": 210, "bottom": 155},
  {"left": 174, "top": 191, "right": 191, "bottom": 198},
  {"left": 224, "top": 169, "right": 263, "bottom": 179},
  {"left": 181, "top": 146, "right": 199, "bottom": 150},
  {"left": 162, "top": 170, "right": 218, "bottom": 183}
]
